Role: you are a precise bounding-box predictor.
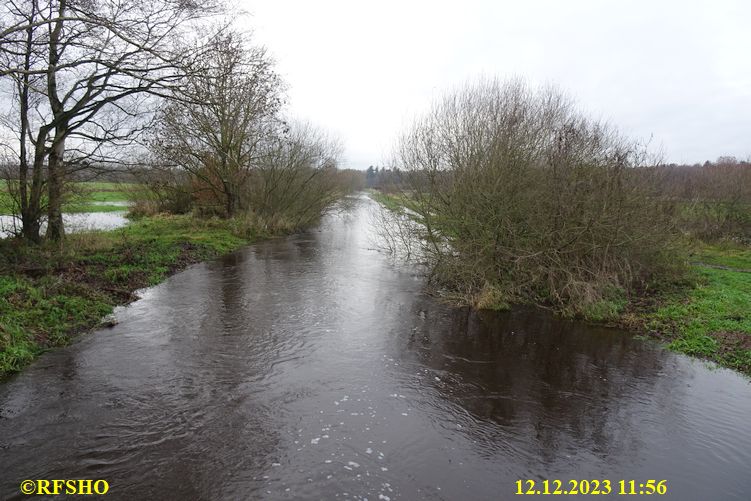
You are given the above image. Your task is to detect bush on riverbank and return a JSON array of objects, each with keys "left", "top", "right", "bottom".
[
  {"left": 373, "top": 189, "right": 751, "bottom": 374},
  {"left": 388, "top": 78, "right": 682, "bottom": 318},
  {"left": 0, "top": 214, "right": 278, "bottom": 377}
]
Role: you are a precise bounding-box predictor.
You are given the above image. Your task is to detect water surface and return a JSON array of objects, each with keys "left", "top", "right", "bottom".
[
  {"left": 0, "top": 211, "right": 128, "bottom": 238},
  {"left": 1, "top": 196, "right": 750, "bottom": 500}
]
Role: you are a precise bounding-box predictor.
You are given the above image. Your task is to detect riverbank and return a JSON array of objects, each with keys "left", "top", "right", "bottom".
[
  {"left": 633, "top": 243, "right": 751, "bottom": 374},
  {"left": 371, "top": 191, "right": 751, "bottom": 376},
  {"left": 0, "top": 214, "right": 278, "bottom": 377}
]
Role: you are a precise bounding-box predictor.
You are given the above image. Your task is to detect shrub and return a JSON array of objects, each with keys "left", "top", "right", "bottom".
[{"left": 391, "top": 78, "right": 682, "bottom": 316}]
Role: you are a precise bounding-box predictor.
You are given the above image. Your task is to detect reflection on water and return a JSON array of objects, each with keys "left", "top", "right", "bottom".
[
  {"left": 0, "top": 211, "right": 128, "bottom": 238},
  {"left": 1, "top": 196, "right": 750, "bottom": 500}
]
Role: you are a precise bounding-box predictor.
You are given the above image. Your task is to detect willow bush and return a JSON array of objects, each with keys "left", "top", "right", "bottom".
[{"left": 393, "top": 78, "right": 681, "bottom": 318}]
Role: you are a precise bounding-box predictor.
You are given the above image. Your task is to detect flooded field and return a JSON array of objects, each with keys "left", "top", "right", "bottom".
[{"left": 0, "top": 212, "right": 128, "bottom": 238}]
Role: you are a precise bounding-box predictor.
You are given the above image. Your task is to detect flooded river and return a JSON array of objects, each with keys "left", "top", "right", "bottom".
[{"left": 1, "top": 196, "right": 750, "bottom": 500}]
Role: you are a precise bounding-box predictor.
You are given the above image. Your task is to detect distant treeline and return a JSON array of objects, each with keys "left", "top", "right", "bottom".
[{"left": 650, "top": 158, "right": 751, "bottom": 240}]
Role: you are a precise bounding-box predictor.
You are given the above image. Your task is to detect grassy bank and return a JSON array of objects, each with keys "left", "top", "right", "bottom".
[
  {"left": 370, "top": 191, "right": 751, "bottom": 376},
  {"left": 368, "top": 190, "right": 416, "bottom": 213},
  {"left": 637, "top": 243, "right": 751, "bottom": 374},
  {"left": 0, "top": 214, "right": 274, "bottom": 378}
]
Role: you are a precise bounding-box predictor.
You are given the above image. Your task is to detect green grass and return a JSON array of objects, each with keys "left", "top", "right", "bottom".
[
  {"left": 368, "top": 190, "right": 419, "bottom": 214},
  {"left": 689, "top": 242, "right": 751, "bottom": 270},
  {"left": 369, "top": 190, "right": 405, "bottom": 212},
  {"left": 78, "top": 182, "right": 136, "bottom": 192},
  {"left": 581, "top": 291, "right": 628, "bottom": 323},
  {"left": 0, "top": 276, "right": 113, "bottom": 372},
  {"left": 64, "top": 182, "right": 133, "bottom": 213},
  {"left": 0, "top": 214, "right": 274, "bottom": 377},
  {"left": 81, "top": 186, "right": 135, "bottom": 203},
  {"left": 0, "top": 186, "right": 13, "bottom": 214},
  {"left": 643, "top": 243, "right": 751, "bottom": 374}
]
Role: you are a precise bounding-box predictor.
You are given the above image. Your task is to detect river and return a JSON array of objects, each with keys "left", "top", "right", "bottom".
[{"left": 1, "top": 196, "right": 750, "bottom": 500}]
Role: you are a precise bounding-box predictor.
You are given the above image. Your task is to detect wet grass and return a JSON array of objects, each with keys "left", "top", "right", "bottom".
[
  {"left": 644, "top": 243, "right": 751, "bottom": 374},
  {"left": 689, "top": 243, "right": 751, "bottom": 271},
  {"left": 0, "top": 214, "right": 275, "bottom": 378},
  {"left": 580, "top": 287, "right": 629, "bottom": 323},
  {"left": 369, "top": 190, "right": 405, "bottom": 212},
  {"left": 0, "top": 276, "right": 113, "bottom": 374},
  {"left": 368, "top": 190, "right": 420, "bottom": 214}
]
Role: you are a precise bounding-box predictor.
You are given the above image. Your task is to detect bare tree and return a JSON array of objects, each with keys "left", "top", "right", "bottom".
[
  {"left": 0, "top": 0, "right": 221, "bottom": 241},
  {"left": 0, "top": 0, "right": 46, "bottom": 241},
  {"left": 250, "top": 121, "right": 344, "bottom": 230}
]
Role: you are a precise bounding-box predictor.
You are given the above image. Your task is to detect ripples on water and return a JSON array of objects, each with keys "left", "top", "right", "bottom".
[{"left": 1, "top": 196, "right": 750, "bottom": 500}]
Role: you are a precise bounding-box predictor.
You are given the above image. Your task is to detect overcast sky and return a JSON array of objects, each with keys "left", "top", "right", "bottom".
[{"left": 240, "top": 0, "right": 750, "bottom": 169}]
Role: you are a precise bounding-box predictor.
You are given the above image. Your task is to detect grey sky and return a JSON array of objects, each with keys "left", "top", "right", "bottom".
[{"left": 241, "top": 0, "right": 750, "bottom": 169}]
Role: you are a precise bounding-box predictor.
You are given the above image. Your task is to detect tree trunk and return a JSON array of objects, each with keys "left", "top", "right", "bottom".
[
  {"left": 226, "top": 190, "right": 236, "bottom": 218},
  {"left": 45, "top": 0, "right": 66, "bottom": 242},
  {"left": 46, "top": 133, "right": 66, "bottom": 241},
  {"left": 20, "top": 130, "right": 50, "bottom": 243},
  {"left": 21, "top": 214, "right": 41, "bottom": 243},
  {"left": 17, "top": 1, "right": 42, "bottom": 244}
]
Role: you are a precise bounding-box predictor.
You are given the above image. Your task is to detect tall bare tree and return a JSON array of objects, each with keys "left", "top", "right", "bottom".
[
  {"left": 0, "top": 0, "right": 221, "bottom": 241},
  {"left": 0, "top": 0, "right": 46, "bottom": 241}
]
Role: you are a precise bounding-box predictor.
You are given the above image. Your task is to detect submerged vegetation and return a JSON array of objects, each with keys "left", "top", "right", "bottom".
[{"left": 372, "top": 192, "right": 751, "bottom": 375}]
